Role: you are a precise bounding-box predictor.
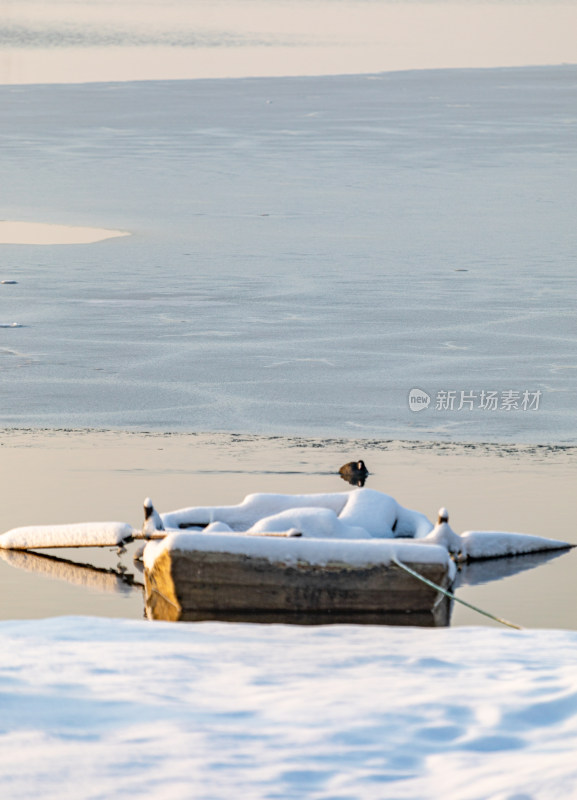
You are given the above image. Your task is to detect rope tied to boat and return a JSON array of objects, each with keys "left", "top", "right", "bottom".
[{"left": 392, "top": 556, "right": 523, "bottom": 631}]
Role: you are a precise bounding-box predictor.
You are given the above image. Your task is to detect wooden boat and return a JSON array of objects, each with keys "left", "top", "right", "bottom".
[{"left": 143, "top": 531, "right": 455, "bottom": 624}]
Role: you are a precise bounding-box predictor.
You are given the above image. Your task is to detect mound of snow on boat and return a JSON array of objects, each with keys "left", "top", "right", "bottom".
[
  {"left": 162, "top": 488, "right": 434, "bottom": 538},
  {"left": 156, "top": 488, "right": 571, "bottom": 562}
]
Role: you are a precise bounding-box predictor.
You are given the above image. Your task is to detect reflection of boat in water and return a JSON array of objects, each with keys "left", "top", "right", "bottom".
[
  {"left": 145, "top": 587, "right": 453, "bottom": 627},
  {"left": 0, "top": 548, "right": 144, "bottom": 596}
]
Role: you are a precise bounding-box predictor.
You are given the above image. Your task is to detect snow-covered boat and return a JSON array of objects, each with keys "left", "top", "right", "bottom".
[
  {"left": 0, "top": 488, "right": 571, "bottom": 625},
  {"left": 140, "top": 488, "right": 571, "bottom": 623},
  {"left": 140, "top": 489, "right": 449, "bottom": 620}
]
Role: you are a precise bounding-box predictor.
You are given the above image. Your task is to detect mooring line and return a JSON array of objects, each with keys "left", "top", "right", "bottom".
[{"left": 392, "top": 556, "right": 523, "bottom": 631}]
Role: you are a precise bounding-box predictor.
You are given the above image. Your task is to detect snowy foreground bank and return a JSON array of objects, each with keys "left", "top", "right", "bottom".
[{"left": 1, "top": 618, "right": 576, "bottom": 799}]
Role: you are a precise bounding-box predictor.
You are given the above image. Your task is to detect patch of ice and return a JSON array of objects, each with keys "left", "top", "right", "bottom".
[{"left": 0, "top": 220, "right": 130, "bottom": 245}]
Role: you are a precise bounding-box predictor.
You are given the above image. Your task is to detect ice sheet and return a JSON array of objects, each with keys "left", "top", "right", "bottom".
[
  {"left": 1, "top": 67, "right": 576, "bottom": 441},
  {"left": 0, "top": 221, "right": 129, "bottom": 244}
]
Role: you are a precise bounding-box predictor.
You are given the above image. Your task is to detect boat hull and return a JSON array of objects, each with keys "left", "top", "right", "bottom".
[{"left": 144, "top": 547, "right": 453, "bottom": 624}]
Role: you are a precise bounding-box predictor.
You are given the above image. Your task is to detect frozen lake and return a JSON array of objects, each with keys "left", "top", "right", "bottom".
[
  {"left": 1, "top": 65, "right": 576, "bottom": 441},
  {"left": 1, "top": 8, "right": 576, "bottom": 796}
]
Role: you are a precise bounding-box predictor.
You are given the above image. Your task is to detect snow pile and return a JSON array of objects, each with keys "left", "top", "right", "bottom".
[
  {"left": 423, "top": 509, "right": 572, "bottom": 562},
  {"left": 204, "top": 521, "right": 235, "bottom": 534},
  {"left": 247, "top": 507, "right": 369, "bottom": 539},
  {"left": 0, "top": 617, "right": 577, "bottom": 799},
  {"left": 0, "top": 522, "right": 134, "bottom": 550},
  {"left": 338, "top": 488, "right": 432, "bottom": 538},
  {"left": 159, "top": 489, "right": 571, "bottom": 562},
  {"left": 162, "top": 491, "right": 350, "bottom": 530},
  {"left": 143, "top": 531, "right": 455, "bottom": 574},
  {"left": 162, "top": 488, "right": 433, "bottom": 539}
]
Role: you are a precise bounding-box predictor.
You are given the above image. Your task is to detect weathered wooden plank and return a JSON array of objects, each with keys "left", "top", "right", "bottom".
[{"left": 145, "top": 547, "right": 451, "bottom": 619}]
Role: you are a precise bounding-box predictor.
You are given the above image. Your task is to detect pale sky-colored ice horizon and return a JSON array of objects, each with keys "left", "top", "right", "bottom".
[{"left": 0, "top": 0, "right": 576, "bottom": 84}]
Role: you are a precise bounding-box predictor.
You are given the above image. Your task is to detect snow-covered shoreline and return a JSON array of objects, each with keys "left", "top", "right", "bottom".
[{"left": 1, "top": 616, "right": 576, "bottom": 799}]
